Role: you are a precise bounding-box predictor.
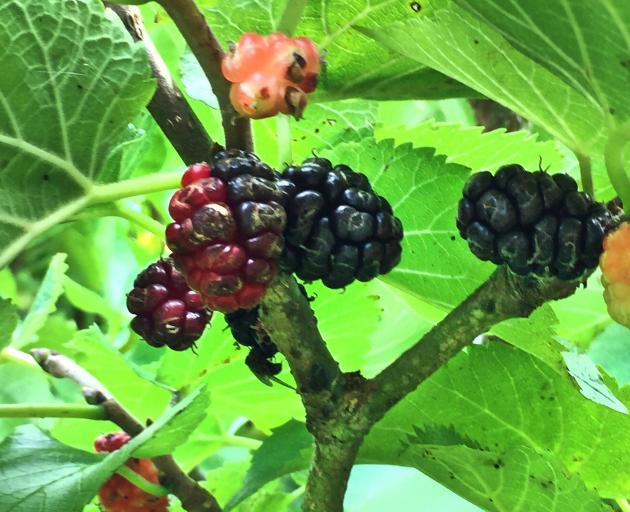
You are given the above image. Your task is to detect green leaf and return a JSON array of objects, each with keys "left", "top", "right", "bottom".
[
  {"left": 491, "top": 306, "right": 565, "bottom": 373},
  {"left": 0, "top": 388, "right": 210, "bottom": 512},
  {"left": 0, "top": 426, "right": 102, "bottom": 512},
  {"left": 0, "top": 363, "right": 57, "bottom": 441},
  {"left": 552, "top": 270, "right": 611, "bottom": 348},
  {"left": 375, "top": 121, "right": 564, "bottom": 175},
  {"left": 588, "top": 323, "right": 630, "bottom": 385},
  {"left": 562, "top": 350, "right": 628, "bottom": 414},
  {"left": 200, "top": 0, "right": 474, "bottom": 101},
  {"left": 0, "top": 298, "right": 18, "bottom": 350},
  {"left": 135, "top": 384, "right": 210, "bottom": 458},
  {"left": 456, "top": 0, "right": 630, "bottom": 125},
  {"left": 180, "top": 48, "right": 219, "bottom": 109},
  {"left": 372, "top": 342, "right": 630, "bottom": 497},
  {"left": 359, "top": 440, "right": 608, "bottom": 512},
  {"left": 253, "top": 99, "right": 378, "bottom": 169},
  {"left": 62, "top": 275, "right": 124, "bottom": 333},
  {"left": 0, "top": 0, "right": 155, "bottom": 267},
  {"left": 226, "top": 419, "right": 314, "bottom": 510},
  {"left": 361, "top": 8, "right": 607, "bottom": 154},
  {"left": 12, "top": 254, "right": 68, "bottom": 348},
  {"left": 0, "top": 268, "right": 18, "bottom": 302}
]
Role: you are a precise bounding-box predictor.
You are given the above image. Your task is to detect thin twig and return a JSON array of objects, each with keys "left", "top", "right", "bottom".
[
  {"left": 106, "top": 4, "right": 221, "bottom": 164},
  {"left": 30, "top": 349, "right": 223, "bottom": 512},
  {"left": 156, "top": 0, "right": 253, "bottom": 152}
]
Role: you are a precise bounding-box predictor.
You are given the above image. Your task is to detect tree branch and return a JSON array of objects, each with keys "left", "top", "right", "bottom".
[
  {"left": 364, "top": 266, "right": 580, "bottom": 422},
  {"left": 106, "top": 3, "right": 220, "bottom": 164},
  {"left": 259, "top": 275, "right": 372, "bottom": 512},
  {"left": 259, "top": 275, "right": 345, "bottom": 419},
  {"left": 156, "top": 0, "right": 253, "bottom": 152},
  {"left": 263, "top": 267, "right": 581, "bottom": 512},
  {"left": 30, "top": 348, "right": 222, "bottom": 512}
]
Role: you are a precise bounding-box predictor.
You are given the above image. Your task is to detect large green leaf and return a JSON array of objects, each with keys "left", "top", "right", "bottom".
[
  {"left": 199, "top": 0, "right": 474, "bottom": 101},
  {"left": 361, "top": 8, "right": 608, "bottom": 154},
  {"left": 456, "top": 0, "right": 630, "bottom": 125},
  {"left": 0, "top": 0, "right": 155, "bottom": 267},
  {"left": 375, "top": 121, "right": 564, "bottom": 175},
  {"left": 11, "top": 253, "right": 68, "bottom": 348},
  {"left": 0, "top": 363, "right": 57, "bottom": 441},
  {"left": 227, "top": 418, "right": 607, "bottom": 512},
  {"left": 360, "top": 441, "right": 608, "bottom": 512},
  {"left": 0, "top": 299, "right": 18, "bottom": 350},
  {"left": 0, "top": 387, "right": 207, "bottom": 512},
  {"left": 372, "top": 343, "right": 630, "bottom": 497},
  {"left": 226, "top": 419, "right": 313, "bottom": 510},
  {"left": 252, "top": 99, "right": 379, "bottom": 169},
  {"left": 0, "top": 426, "right": 102, "bottom": 512}
]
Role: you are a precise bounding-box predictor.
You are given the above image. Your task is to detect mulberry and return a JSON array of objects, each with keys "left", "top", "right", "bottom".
[
  {"left": 457, "top": 165, "right": 612, "bottom": 279},
  {"left": 166, "top": 151, "right": 287, "bottom": 312}
]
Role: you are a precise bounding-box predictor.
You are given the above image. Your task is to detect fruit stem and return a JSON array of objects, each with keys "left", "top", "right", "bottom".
[
  {"left": 277, "top": 0, "right": 308, "bottom": 35},
  {"left": 277, "top": 114, "right": 293, "bottom": 166},
  {"left": 89, "top": 172, "right": 182, "bottom": 204},
  {"left": 575, "top": 152, "right": 594, "bottom": 198},
  {"left": 0, "top": 403, "right": 107, "bottom": 420},
  {"left": 116, "top": 465, "right": 170, "bottom": 497},
  {"left": 605, "top": 123, "right": 630, "bottom": 210},
  {"left": 114, "top": 202, "right": 165, "bottom": 237}
]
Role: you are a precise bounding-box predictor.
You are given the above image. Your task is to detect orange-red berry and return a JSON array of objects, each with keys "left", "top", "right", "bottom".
[
  {"left": 222, "top": 32, "right": 320, "bottom": 119},
  {"left": 95, "top": 433, "right": 169, "bottom": 512},
  {"left": 601, "top": 222, "right": 630, "bottom": 327}
]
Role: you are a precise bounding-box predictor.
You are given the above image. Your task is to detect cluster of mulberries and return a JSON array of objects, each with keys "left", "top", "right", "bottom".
[
  {"left": 222, "top": 32, "right": 320, "bottom": 119},
  {"left": 457, "top": 165, "right": 612, "bottom": 280},
  {"left": 95, "top": 432, "right": 168, "bottom": 512},
  {"left": 128, "top": 152, "right": 403, "bottom": 353}
]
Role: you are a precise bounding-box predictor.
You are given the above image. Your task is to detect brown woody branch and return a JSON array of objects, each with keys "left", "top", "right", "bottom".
[
  {"left": 156, "top": 0, "right": 253, "bottom": 152},
  {"left": 106, "top": 3, "right": 220, "bottom": 165},
  {"left": 30, "top": 349, "right": 222, "bottom": 512},
  {"left": 261, "top": 268, "right": 581, "bottom": 512}
]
